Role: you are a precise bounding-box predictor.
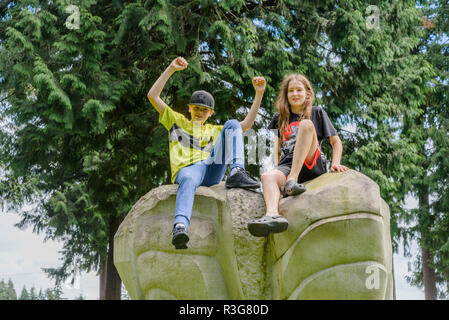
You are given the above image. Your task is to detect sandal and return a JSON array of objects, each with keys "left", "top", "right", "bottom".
[
  {"left": 247, "top": 215, "right": 289, "bottom": 237},
  {"left": 284, "top": 180, "right": 307, "bottom": 197}
]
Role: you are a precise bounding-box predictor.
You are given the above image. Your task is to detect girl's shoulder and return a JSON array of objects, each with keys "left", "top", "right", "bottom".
[
  {"left": 311, "top": 105, "right": 329, "bottom": 119},
  {"left": 312, "top": 105, "right": 324, "bottom": 113}
]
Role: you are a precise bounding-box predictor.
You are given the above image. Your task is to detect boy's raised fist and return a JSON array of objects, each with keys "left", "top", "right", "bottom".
[
  {"left": 170, "top": 57, "right": 188, "bottom": 71},
  {"left": 252, "top": 76, "right": 266, "bottom": 94}
]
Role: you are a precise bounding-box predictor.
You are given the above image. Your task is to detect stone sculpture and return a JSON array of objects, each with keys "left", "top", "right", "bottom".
[{"left": 114, "top": 169, "right": 394, "bottom": 299}]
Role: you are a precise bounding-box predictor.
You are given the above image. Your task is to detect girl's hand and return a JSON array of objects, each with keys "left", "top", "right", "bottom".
[
  {"left": 169, "top": 57, "right": 188, "bottom": 71},
  {"left": 331, "top": 164, "right": 349, "bottom": 172},
  {"left": 252, "top": 76, "right": 266, "bottom": 94}
]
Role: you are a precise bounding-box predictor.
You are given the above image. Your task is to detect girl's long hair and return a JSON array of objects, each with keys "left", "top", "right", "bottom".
[{"left": 275, "top": 74, "right": 315, "bottom": 139}]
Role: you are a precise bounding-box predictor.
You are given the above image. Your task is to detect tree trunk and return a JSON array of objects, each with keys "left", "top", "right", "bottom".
[
  {"left": 392, "top": 258, "right": 396, "bottom": 300},
  {"left": 422, "top": 246, "right": 437, "bottom": 300},
  {"left": 418, "top": 182, "right": 437, "bottom": 300},
  {"left": 99, "top": 259, "right": 107, "bottom": 300},
  {"left": 104, "top": 215, "right": 125, "bottom": 300}
]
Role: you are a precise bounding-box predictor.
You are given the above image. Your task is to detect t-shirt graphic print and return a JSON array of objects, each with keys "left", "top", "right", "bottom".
[
  {"left": 158, "top": 105, "right": 223, "bottom": 183},
  {"left": 268, "top": 106, "right": 338, "bottom": 162}
]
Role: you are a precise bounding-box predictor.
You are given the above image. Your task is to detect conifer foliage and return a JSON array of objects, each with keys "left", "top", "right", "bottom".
[
  {"left": 402, "top": 0, "right": 449, "bottom": 299},
  {"left": 0, "top": 279, "right": 63, "bottom": 300},
  {"left": 0, "top": 279, "right": 17, "bottom": 300}
]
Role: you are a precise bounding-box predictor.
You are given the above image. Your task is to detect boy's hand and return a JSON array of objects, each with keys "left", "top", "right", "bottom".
[
  {"left": 169, "top": 57, "right": 188, "bottom": 71},
  {"left": 252, "top": 76, "right": 266, "bottom": 94}
]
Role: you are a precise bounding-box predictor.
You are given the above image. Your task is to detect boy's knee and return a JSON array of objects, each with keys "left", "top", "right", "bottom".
[
  {"left": 224, "top": 119, "right": 240, "bottom": 129},
  {"left": 178, "top": 175, "right": 200, "bottom": 187}
]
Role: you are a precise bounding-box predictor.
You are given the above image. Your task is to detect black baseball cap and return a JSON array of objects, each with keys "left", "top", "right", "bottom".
[{"left": 189, "top": 90, "right": 215, "bottom": 110}]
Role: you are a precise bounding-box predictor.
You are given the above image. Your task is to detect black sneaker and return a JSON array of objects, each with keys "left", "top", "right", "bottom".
[
  {"left": 172, "top": 224, "right": 189, "bottom": 249},
  {"left": 225, "top": 167, "right": 260, "bottom": 189}
]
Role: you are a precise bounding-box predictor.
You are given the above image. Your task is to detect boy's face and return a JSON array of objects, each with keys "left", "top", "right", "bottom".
[{"left": 189, "top": 105, "right": 214, "bottom": 125}]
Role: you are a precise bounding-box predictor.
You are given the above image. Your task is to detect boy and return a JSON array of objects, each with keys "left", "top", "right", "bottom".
[{"left": 147, "top": 57, "right": 266, "bottom": 249}]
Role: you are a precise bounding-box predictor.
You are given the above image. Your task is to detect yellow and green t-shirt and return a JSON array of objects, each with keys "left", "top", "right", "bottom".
[{"left": 159, "top": 105, "right": 224, "bottom": 183}]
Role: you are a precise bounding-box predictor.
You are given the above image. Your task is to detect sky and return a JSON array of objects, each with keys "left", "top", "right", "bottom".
[
  {"left": 1, "top": 201, "right": 425, "bottom": 300},
  {"left": 0, "top": 210, "right": 99, "bottom": 300}
]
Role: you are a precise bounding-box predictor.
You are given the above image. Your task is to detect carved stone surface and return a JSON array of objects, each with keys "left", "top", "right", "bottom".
[{"left": 114, "top": 170, "right": 393, "bottom": 299}]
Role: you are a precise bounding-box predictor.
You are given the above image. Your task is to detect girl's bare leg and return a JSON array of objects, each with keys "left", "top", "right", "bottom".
[
  {"left": 287, "top": 119, "right": 318, "bottom": 182},
  {"left": 261, "top": 170, "right": 287, "bottom": 216}
]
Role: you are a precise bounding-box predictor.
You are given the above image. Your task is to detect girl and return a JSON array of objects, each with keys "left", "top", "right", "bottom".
[{"left": 247, "top": 74, "right": 349, "bottom": 237}]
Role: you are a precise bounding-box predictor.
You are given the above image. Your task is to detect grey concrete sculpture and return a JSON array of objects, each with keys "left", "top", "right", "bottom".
[{"left": 114, "top": 169, "right": 393, "bottom": 299}]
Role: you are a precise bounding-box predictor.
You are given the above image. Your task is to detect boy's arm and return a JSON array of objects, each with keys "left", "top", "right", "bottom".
[
  {"left": 329, "top": 135, "right": 349, "bottom": 172},
  {"left": 240, "top": 77, "right": 266, "bottom": 131},
  {"left": 147, "top": 57, "right": 188, "bottom": 114}
]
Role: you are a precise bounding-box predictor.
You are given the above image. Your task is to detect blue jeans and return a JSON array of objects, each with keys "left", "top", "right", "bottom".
[{"left": 174, "top": 119, "right": 244, "bottom": 229}]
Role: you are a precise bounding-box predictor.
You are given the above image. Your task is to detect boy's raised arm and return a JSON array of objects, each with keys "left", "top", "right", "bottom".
[
  {"left": 240, "top": 77, "right": 266, "bottom": 131},
  {"left": 147, "top": 57, "right": 188, "bottom": 114}
]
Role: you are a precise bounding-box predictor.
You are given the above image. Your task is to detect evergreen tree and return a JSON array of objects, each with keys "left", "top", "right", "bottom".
[
  {"left": 29, "top": 286, "right": 38, "bottom": 300},
  {"left": 0, "top": 279, "right": 8, "bottom": 299},
  {"left": 38, "top": 289, "right": 45, "bottom": 300},
  {"left": 19, "top": 286, "right": 30, "bottom": 300},
  {"left": 422, "top": 0, "right": 449, "bottom": 299},
  {"left": 7, "top": 279, "right": 17, "bottom": 300},
  {"left": 0, "top": 279, "right": 17, "bottom": 300},
  {"left": 0, "top": 281, "right": 65, "bottom": 300},
  {"left": 45, "top": 285, "right": 64, "bottom": 300},
  {"left": 402, "top": 0, "right": 449, "bottom": 299},
  {"left": 0, "top": 279, "right": 6, "bottom": 299}
]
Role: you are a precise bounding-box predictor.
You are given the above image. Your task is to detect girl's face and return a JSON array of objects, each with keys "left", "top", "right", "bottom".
[
  {"left": 189, "top": 105, "right": 214, "bottom": 125},
  {"left": 287, "top": 80, "right": 307, "bottom": 110}
]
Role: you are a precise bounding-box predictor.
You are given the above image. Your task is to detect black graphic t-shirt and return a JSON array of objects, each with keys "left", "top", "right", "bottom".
[{"left": 267, "top": 106, "right": 338, "bottom": 163}]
